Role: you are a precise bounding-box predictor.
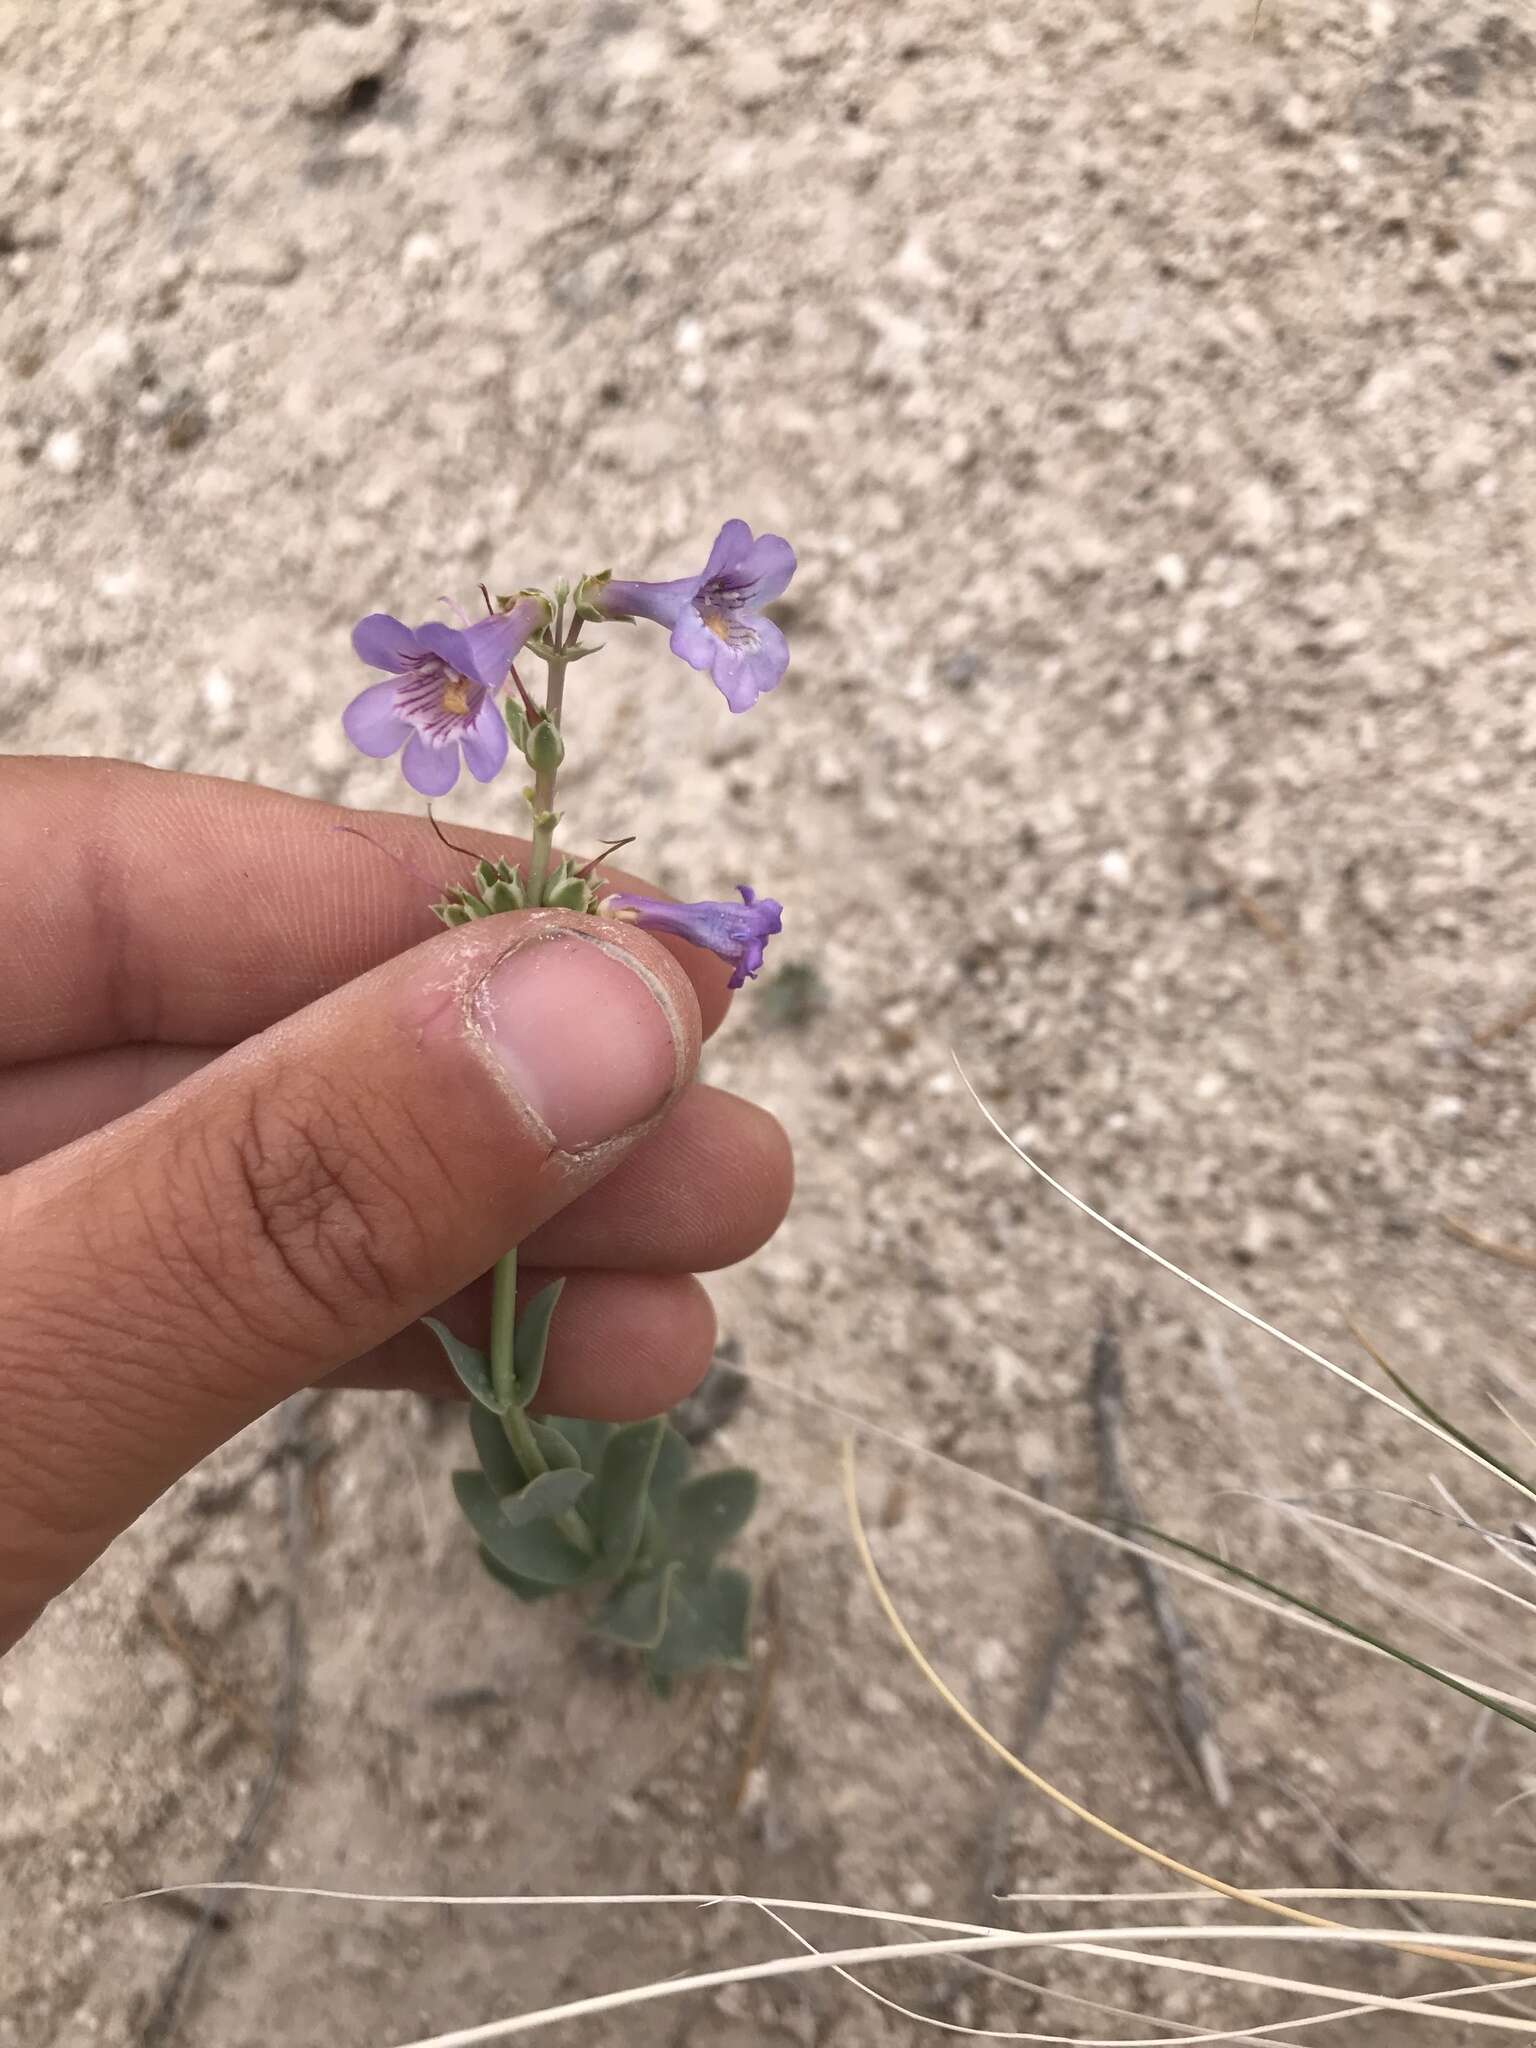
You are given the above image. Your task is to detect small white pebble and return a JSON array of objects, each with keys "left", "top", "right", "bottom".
[
  {"left": 400, "top": 232, "right": 446, "bottom": 283},
  {"left": 1099, "top": 847, "right": 1132, "bottom": 887},
  {"left": 42, "top": 428, "right": 84, "bottom": 476},
  {"left": 973, "top": 1637, "right": 1014, "bottom": 1685},
  {"left": 1154, "top": 552, "right": 1188, "bottom": 593},
  {"left": 201, "top": 668, "right": 234, "bottom": 713}
]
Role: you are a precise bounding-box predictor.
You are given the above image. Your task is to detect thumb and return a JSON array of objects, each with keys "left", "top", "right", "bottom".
[{"left": 0, "top": 912, "right": 698, "bottom": 1646}]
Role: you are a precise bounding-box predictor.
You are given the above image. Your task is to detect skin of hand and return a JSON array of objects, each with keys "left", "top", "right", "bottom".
[{"left": 0, "top": 758, "right": 794, "bottom": 1656}]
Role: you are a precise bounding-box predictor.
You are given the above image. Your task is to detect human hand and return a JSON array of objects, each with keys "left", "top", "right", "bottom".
[{"left": 0, "top": 759, "right": 793, "bottom": 1654}]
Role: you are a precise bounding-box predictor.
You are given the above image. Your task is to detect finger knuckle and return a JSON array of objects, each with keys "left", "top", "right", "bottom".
[{"left": 189, "top": 1076, "right": 439, "bottom": 1344}]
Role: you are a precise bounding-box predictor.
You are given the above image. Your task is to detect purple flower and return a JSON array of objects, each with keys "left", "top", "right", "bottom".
[
  {"left": 343, "top": 596, "right": 546, "bottom": 796},
  {"left": 606, "top": 885, "right": 783, "bottom": 989},
  {"left": 594, "top": 519, "right": 795, "bottom": 713}
]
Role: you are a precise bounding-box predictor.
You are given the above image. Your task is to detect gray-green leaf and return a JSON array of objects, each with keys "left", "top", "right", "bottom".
[
  {"left": 500, "top": 1467, "right": 591, "bottom": 1528},
  {"left": 529, "top": 1419, "right": 582, "bottom": 1471},
  {"left": 649, "top": 1566, "right": 753, "bottom": 1682},
  {"left": 666, "top": 1468, "right": 758, "bottom": 1567},
  {"left": 470, "top": 1402, "right": 523, "bottom": 1494},
  {"left": 479, "top": 1547, "right": 562, "bottom": 1603},
  {"left": 423, "top": 1318, "right": 499, "bottom": 1409},
  {"left": 592, "top": 1564, "right": 679, "bottom": 1650},
  {"left": 514, "top": 1279, "right": 566, "bottom": 1406},
  {"left": 549, "top": 1417, "right": 614, "bottom": 1474},
  {"left": 648, "top": 1423, "right": 692, "bottom": 1517},
  {"left": 586, "top": 1418, "right": 666, "bottom": 1576},
  {"left": 452, "top": 1471, "right": 592, "bottom": 1585}
]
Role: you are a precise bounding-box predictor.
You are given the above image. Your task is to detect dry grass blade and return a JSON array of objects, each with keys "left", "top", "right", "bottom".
[
  {"left": 840, "top": 1441, "right": 1527, "bottom": 1977},
  {"left": 1443, "top": 1217, "right": 1536, "bottom": 1274},
  {"left": 953, "top": 1061, "right": 1536, "bottom": 1507}
]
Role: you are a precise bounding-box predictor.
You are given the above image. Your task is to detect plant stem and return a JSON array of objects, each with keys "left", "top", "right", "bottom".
[
  {"left": 489, "top": 1245, "right": 596, "bottom": 1555},
  {"left": 490, "top": 1245, "right": 520, "bottom": 1411},
  {"left": 525, "top": 653, "right": 567, "bottom": 905}
]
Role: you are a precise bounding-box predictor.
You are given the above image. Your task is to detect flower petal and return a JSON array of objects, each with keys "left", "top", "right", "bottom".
[
  {"left": 461, "top": 696, "right": 511, "bottom": 783},
  {"left": 351, "top": 614, "right": 421, "bottom": 673},
  {"left": 413, "top": 620, "right": 479, "bottom": 677},
  {"left": 401, "top": 730, "right": 461, "bottom": 797},
  {"left": 667, "top": 603, "right": 726, "bottom": 677},
  {"left": 457, "top": 600, "right": 543, "bottom": 690},
  {"left": 341, "top": 679, "right": 411, "bottom": 758},
  {"left": 699, "top": 518, "right": 754, "bottom": 584},
  {"left": 597, "top": 575, "right": 694, "bottom": 629},
  {"left": 684, "top": 613, "right": 789, "bottom": 713},
  {"left": 732, "top": 531, "right": 796, "bottom": 605}
]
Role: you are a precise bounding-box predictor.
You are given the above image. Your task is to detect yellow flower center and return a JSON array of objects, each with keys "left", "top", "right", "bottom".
[
  {"left": 440, "top": 673, "right": 471, "bottom": 716},
  {"left": 701, "top": 606, "right": 732, "bottom": 642}
]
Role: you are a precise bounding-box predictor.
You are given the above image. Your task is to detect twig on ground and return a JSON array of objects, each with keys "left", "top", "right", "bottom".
[
  {"left": 1443, "top": 1215, "right": 1536, "bottom": 1273},
  {"left": 141, "top": 1592, "right": 269, "bottom": 1750},
  {"left": 729, "top": 1566, "right": 783, "bottom": 1815},
  {"left": 1198, "top": 849, "right": 1299, "bottom": 961},
  {"left": 1472, "top": 991, "right": 1536, "bottom": 1049},
  {"left": 140, "top": 1395, "right": 318, "bottom": 2047},
  {"left": 975, "top": 1478, "right": 1101, "bottom": 1917},
  {"left": 1092, "top": 1326, "right": 1232, "bottom": 1813}
]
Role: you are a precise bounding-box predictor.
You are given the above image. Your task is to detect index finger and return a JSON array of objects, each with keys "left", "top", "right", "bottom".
[{"left": 0, "top": 757, "right": 736, "bottom": 1064}]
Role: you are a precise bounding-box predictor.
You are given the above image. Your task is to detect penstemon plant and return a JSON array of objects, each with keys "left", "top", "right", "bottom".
[{"left": 340, "top": 519, "right": 793, "bottom": 1693}]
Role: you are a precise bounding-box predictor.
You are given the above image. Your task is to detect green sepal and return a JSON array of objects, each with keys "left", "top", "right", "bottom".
[
  {"left": 452, "top": 1471, "right": 592, "bottom": 1584},
  {"left": 478, "top": 1546, "right": 563, "bottom": 1603},
  {"left": 500, "top": 1467, "right": 592, "bottom": 1528},
  {"left": 435, "top": 902, "right": 473, "bottom": 928},
  {"left": 586, "top": 1417, "right": 666, "bottom": 1576},
  {"left": 544, "top": 875, "right": 594, "bottom": 913},
  {"left": 573, "top": 570, "right": 613, "bottom": 622},
  {"left": 555, "top": 638, "right": 603, "bottom": 662},
  {"left": 423, "top": 1318, "right": 499, "bottom": 1409},
  {"left": 494, "top": 588, "right": 551, "bottom": 617},
  {"left": 647, "top": 1565, "right": 752, "bottom": 1682},
  {"left": 592, "top": 1563, "right": 679, "bottom": 1650},
  {"left": 513, "top": 1279, "right": 565, "bottom": 1406},
  {"left": 503, "top": 697, "right": 530, "bottom": 750},
  {"left": 470, "top": 1402, "right": 522, "bottom": 1493},
  {"left": 664, "top": 1468, "right": 759, "bottom": 1569},
  {"left": 483, "top": 878, "right": 524, "bottom": 912}
]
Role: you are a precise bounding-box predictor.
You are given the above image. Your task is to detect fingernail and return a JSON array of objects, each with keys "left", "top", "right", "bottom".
[{"left": 474, "top": 932, "right": 682, "bottom": 1151}]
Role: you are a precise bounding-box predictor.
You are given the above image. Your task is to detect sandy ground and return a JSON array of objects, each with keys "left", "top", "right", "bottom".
[{"left": 5, "top": 0, "right": 1536, "bottom": 2042}]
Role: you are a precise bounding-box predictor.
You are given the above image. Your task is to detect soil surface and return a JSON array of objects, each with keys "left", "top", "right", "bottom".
[{"left": 5, "top": 1, "right": 1536, "bottom": 2043}]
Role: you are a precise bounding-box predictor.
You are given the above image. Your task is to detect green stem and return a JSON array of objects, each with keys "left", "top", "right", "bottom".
[
  {"left": 489, "top": 1245, "right": 595, "bottom": 1556},
  {"left": 490, "top": 1245, "right": 520, "bottom": 1411},
  {"left": 525, "top": 654, "right": 568, "bottom": 905}
]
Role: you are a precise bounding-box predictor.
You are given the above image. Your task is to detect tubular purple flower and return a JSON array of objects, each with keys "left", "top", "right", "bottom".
[
  {"left": 342, "top": 596, "right": 547, "bottom": 796},
  {"left": 605, "top": 886, "right": 783, "bottom": 989},
  {"left": 592, "top": 519, "right": 795, "bottom": 713}
]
